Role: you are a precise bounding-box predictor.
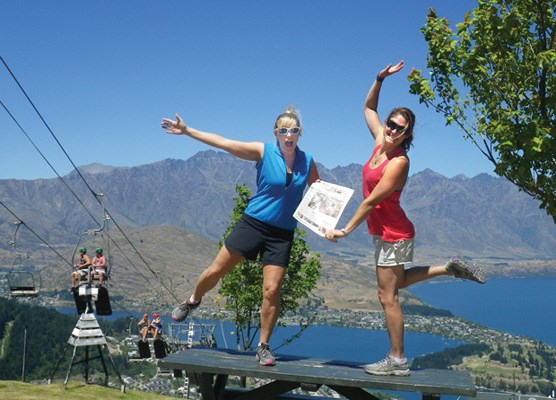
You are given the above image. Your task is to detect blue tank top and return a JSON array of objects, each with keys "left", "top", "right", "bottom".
[{"left": 245, "top": 143, "right": 313, "bottom": 230}]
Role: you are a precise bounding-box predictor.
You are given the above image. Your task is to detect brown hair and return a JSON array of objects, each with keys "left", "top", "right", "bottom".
[{"left": 387, "top": 107, "right": 415, "bottom": 151}]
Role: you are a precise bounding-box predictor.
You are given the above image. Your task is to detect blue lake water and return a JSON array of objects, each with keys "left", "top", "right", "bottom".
[
  {"left": 408, "top": 278, "right": 556, "bottom": 347},
  {"left": 59, "top": 278, "right": 556, "bottom": 349},
  {"left": 58, "top": 277, "right": 555, "bottom": 399},
  {"left": 211, "top": 320, "right": 463, "bottom": 363}
]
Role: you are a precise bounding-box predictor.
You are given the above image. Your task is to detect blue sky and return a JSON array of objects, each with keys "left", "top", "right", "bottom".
[{"left": 1, "top": 0, "right": 494, "bottom": 180}]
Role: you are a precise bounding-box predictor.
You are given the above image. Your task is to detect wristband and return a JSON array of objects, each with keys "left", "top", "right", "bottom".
[
  {"left": 376, "top": 75, "right": 384, "bottom": 83},
  {"left": 340, "top": 228, "right": 349, "bottom": 237}
]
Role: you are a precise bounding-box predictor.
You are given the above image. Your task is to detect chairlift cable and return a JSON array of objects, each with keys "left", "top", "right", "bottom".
[
  {"left": 0, "top": 55, "right": 101, "bottom": 204},
  {"left": 0, "top": 194, "right": 169, "bottom": 302},
  {"left": 1, "top": 63, "right": 164, "bottom": 292},
  {"left": 0, "top": 99, "right": 99, "bottom": 225},
  {"left": 2, "top": 55, "right": 183, "bottom": 305},
  {"left": 0, "top": 201, "right": 72, "bottom": 267},
  {"left": 104, "top": 215, "right": 180, "bottom": 303},
  {"left": 70, "top": 200, "right": 171, "bottom": 301}
]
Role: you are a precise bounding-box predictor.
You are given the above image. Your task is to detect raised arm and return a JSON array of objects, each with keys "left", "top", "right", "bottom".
[
  {"left": 364, "top": 61, "right": 405, "bottom": 140},
  {"left": 161, "top": 114, "right": 264, "bottom": 162}
]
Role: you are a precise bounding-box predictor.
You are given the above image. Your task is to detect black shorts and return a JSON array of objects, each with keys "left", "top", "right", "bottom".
[{"left": 224, "top": 214, "right": 294, "bottom": 267}]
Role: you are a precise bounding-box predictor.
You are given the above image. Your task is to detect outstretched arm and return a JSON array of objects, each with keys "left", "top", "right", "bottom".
[
  {"left": 325, "top": 155, "right": 409, "bottom": 242},
  {"left": 161, "top": 114, "right": 264, "bottom": 162},
  {"left": 364, "top": 61, "right": 405, "bottom": 140}
]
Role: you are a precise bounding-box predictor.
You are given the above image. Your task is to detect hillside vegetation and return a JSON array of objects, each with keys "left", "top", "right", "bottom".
[
  {"left": 413, "top": 341, "right": 556, "bottom": 396},
  {"left": 0, "top": 298, "right": 76, "bottom": 380}
]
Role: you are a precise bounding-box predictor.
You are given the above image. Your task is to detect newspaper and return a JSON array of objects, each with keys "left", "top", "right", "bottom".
[{"left": 294, "top": 180, "right": 354, "bottom": 237}]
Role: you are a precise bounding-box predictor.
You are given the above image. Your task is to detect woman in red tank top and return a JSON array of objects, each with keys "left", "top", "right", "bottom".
[{"left": 325, "top": 61, "right": 485, "bottom": 376}]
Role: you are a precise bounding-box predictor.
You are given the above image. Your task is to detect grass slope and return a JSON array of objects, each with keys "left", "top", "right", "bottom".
[{"left": 0, "top": 381, "right": 175, "bottom": 400}]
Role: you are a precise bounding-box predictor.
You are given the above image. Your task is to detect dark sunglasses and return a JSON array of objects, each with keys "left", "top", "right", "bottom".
[
  {"left": 386, "top": 119, "right": 406, "bottom": 133},
  {"left": 275, "top": 127, "right": 301, "bottom": 135}
]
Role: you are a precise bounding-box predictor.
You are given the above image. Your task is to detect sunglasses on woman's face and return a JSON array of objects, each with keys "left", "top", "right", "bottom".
[
  {"left": 275, "top": 127, "right": 301, "bottom": 135},
  {"left": 386, "top": 119, "right": 406, "bottom": 133}
]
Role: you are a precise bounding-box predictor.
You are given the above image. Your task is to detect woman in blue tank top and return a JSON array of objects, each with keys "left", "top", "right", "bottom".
[{"left": 161, "top": 106, "right": 319, "bottom": 366}]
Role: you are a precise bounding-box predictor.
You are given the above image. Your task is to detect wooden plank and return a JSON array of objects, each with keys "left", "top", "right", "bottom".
[
  {"left": 329, "top": 385, "right": 380, "bottom": 400},
  {"left": 223, "top": 387, "right": 337, "bottom": 400},
  {"left": 158, "top": 348, "right": 476, "bottom": 397},
  {"left": 228, "top": 380, "right": 300, "bottom": 400}
]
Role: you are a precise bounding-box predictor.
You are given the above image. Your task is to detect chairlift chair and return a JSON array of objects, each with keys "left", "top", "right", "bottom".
[
  {"left": 71, "top": 209, "right": 113, "bottom": 315},
  {"left": 7, "top": 221, "right": 40, "bottom": 298},
  {"left": 8, "top": 270, "right": 39, "bottom": 297},
  {"left": 72, "top": 206, "right": 112, "bottom": 288}
]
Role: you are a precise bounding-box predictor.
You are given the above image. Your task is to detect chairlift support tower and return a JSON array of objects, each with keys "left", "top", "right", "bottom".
[{"left": 48, "top": 305, "right": 125, "bottom": 392}]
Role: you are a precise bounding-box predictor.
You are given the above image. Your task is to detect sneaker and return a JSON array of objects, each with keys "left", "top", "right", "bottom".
[
  {"left": 364, "top": 355, "right": 410, "bottom": 376},
  {"left": 255, "top": 343, "right": 276, "bottom": 366},
  {"left": 171, "top": 298, "right": 201, "bottom": 322},
  {"left": 446, "top": 256, "right": 486, "bottom": 284}
]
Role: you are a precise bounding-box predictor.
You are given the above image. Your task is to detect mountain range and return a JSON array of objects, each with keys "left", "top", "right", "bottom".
[
  {"left": 1, "top": 150, "right": 555, "bottom": 310},
  {"left": 1, "top": 150, "right": 554, "bottom": 263}
]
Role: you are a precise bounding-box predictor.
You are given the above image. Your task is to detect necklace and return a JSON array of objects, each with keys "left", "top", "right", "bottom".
[{"left": 369, "top": 151, "right": 386, "bottom": 168}]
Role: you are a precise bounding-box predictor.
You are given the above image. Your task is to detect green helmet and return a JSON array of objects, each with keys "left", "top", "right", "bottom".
[
  {"left": 95, "top": 247, "right": 103, "bottom": 254},
  {"left": 79, "top": 247, "right": 86, "bottom": 253}
]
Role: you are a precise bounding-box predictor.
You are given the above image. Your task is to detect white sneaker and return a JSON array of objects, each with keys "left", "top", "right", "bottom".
[{"left": 364, "top": 355, "right": 410, "bottom": 376}]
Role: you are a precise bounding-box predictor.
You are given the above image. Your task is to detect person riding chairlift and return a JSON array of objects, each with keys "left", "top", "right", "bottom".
[
  {"left": 91, "top": 247, "right": 107, "bottom": 285},
  {"left": 69, "top": 247, "right": 91, "bottom": 292},
  {"left": 138, "top": 313, "right": 150, "bottom": 342},
  {"left": 149, "top": 313, "right": 163, "bottom": 340}
]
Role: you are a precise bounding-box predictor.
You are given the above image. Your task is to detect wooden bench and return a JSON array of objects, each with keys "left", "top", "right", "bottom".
[{"left": 157, "top": 348, "right": 476, "bottom": 400}]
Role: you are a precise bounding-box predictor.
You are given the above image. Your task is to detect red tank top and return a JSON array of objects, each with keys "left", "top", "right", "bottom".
[{"left": 362, "top": 145, "right": 415, "bottom": 242}]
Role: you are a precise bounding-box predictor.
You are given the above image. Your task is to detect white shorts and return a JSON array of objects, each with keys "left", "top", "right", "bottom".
[{"left": 373, "top": 236, "right": 414, "bottom": 267}]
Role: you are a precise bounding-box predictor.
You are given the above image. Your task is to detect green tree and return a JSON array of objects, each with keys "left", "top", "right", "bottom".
[
  {"left": 408, "top": 0, "right": 556, "bottom": 221},
  {"left": 218, "top": 184, "right": 321, "bottom": 351}
]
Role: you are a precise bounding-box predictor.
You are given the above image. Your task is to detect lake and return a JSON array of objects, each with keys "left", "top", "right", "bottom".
[
  {"left": 408, "top": 277, "right": 556, "bottom": 347},
  {"left": 62, "top": 278, "right": 555, "bottom": 348},
  {"left": 58, "top": 277, "right": 554, "bottom": 399},
  {"left": 60, "top": 278, "right": 555, "bottom": 348}
]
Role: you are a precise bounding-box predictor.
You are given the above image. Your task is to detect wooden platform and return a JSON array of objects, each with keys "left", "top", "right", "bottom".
[{"left": 158, "top": 348, "right": 476, "bottom": 400}]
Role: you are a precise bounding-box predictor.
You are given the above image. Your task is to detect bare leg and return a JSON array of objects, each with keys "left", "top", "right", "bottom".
[
  {"left": 191, "top": 245, "right": 244, "bottom": 301},
  {"left": 377, "top": 262, "right": 452, "bottom": 358},
  {"left": 70, "top": 271, "right": 79, "bottom": 288},
  {"left": 259, "top": 264, "right": 286, "bottom": 345},
  {"left": 376, "top": 264, "right": 406, "bottom": 359},
  {"left": 398, "top": 264, "right": 450, "bottom": 289}
]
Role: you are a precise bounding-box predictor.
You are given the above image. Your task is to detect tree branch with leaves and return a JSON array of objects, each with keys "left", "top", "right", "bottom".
[{"left": 408, "top": 0, "right": 556, "bottom": 221}]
